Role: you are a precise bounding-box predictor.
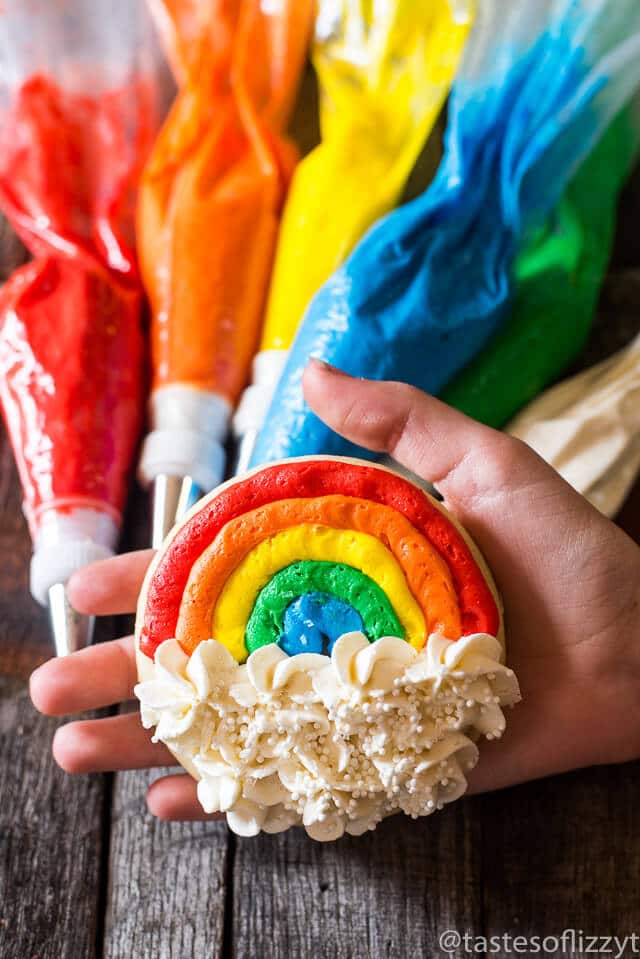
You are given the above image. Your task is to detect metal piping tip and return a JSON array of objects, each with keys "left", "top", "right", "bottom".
[
  {"left": 151, "top": 473, "right": 204, "bottom": 548},
  {"left": 234, "top": 429, "right": 258, "bottom": 477},
  {"left": 48, "top": 583, "right": 95, "bottom": 657}
]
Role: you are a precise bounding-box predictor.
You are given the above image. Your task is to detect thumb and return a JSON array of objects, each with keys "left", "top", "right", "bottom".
[
  {"left": 302, "top": 359, "right": 555, "bottom": 518},
  {"left": 302, "top": 360, "right": 604, "bottom": 607}
]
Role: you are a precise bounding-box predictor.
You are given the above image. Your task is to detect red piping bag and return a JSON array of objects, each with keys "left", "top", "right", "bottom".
[{"left": 0, "top": 0, "right": 165, "bottom": 655}]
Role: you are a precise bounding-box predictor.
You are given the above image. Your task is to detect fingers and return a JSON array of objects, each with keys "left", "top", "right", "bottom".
[
  {"left": 67, "top": 550, "right": 155, "bottom": 615},
  {"left": 30, "top": 636, "right": 138, "bottom": 715},
  {"left": 53, "top": 708, "right": 225, "bottom": 820},
  {"left": 53, "top": 711, "right": 177, "bottom": 773},
  {"left": 147, "top": 773, "right": 223, "bottom": 821},
  {"left": 302, "top": 359, "right": 551, "bottom": 510}
]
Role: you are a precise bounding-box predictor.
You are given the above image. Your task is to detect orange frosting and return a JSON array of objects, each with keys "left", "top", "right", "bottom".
[
  {"left": 175, "top": 494, "right": 462, "bottom": 654},
  {"left": 137, "top": 0, "right": 312, "bottom": 404}
]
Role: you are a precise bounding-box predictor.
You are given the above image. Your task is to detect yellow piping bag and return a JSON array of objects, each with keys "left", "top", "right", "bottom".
[{"left": 233, "top": 0, "right": 474, "bottom": 469}]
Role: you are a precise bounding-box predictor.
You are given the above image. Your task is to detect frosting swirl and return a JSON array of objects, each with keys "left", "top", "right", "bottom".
[{"left": 135, "top": 633, "right": 520, "bottom": 841}]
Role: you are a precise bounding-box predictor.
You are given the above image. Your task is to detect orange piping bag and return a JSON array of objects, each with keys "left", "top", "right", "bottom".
[{"left": 137, "top": 0, "right": 313, "bottom": 544}]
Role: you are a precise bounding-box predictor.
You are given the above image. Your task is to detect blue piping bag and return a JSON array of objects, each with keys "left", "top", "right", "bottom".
[{"left": 251, "top": 0, "right": 640, "bottom": 465}]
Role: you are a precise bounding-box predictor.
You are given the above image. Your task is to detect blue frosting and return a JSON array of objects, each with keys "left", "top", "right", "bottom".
[
  {"left": 278, "top": 592, "right": 364, "bottom": 656},
  {"left": 251, "top": 0, "right": 640, "bottom": 465}
]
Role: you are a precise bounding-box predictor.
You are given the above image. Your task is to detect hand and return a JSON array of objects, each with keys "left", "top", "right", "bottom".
[{"left": 29, "top": 360, "right": 640, "bottom": 820}]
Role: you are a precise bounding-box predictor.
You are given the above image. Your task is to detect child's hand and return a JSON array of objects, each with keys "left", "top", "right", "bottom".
[{"left": 29, "top": 360, "right": 640, "bottom": 820}]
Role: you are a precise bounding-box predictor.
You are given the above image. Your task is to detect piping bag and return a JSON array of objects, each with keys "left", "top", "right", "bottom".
[
  {"left": 136, "top": 0, "right": 313, "bottom": 546},
  {"left": 0, "top": 0, "right": 164, "bottom": 655},
  {"left": 508, "top": 331, "right": 640, "bottom": 518},
  {"left": 250, "top": 0, "right": 640, "bottom": 466},
  {"left": 233, "top": 0, "right": 475, "bottom": 471},
  {"left": 441, "top": 103, "right": 640, "bottom": 427}
]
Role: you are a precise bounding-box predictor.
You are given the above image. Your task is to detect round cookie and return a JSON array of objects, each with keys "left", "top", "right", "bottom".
[{"left": 135, "top": 457, "right": 519, "bottom": 840}]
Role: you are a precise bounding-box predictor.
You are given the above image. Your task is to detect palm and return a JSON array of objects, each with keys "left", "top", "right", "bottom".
[
  {"left": 437, "top": 431, "right": 640, "bottom": 789},
  {"left": 29, "top": 363, "right": 640, "bottom": 820}
]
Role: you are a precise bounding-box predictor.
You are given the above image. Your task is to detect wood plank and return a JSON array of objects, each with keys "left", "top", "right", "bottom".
[
  {"left": 479, "top": 763, "right": 640, "bottom": 952},
  {"left": 232, "top": 803, "right": 482, "bottom": 958},
  {"left": 103, "top": 488, "right": 230, "bottom": 959},
  {"left": 0, "top": 673, "right": 107, "bottom": 959},
  {"left": 103, "top": 766, "right": 229, "bottom": 959},
  {"left": 576, "top": 268, "right": 640, "bottom": 369},
  {"left": 0, "top": 427, "right": 107, "bottom": 959},
  {"left": 0, "top": 429, "right": 52, "bottom": 680}
]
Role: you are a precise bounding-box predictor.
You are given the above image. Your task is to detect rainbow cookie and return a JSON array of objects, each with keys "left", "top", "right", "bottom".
[{"left": 135, "top": 457, "right": 520, "bottom": 840}]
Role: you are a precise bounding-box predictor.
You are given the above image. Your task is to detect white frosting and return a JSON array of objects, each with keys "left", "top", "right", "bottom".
[{"left": 135, "top": 633, "right": 520, "bottom": 841}]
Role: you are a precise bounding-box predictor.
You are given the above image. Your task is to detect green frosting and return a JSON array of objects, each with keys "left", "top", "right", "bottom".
[
  {"left": 245, "top": 560, "right": 404, "bottom": 653},
  {"left": 441, "top": 108, "right": 639, "bottom": 428}
]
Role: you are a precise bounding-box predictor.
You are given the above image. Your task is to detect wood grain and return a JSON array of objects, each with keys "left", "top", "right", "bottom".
[
  {"left": 0, "top": 378, "right": 110, "bottom": 958},
  {"left": 0, "top": 429, "right": 52, "bottom": 680},
  {"left": 0, "top": 674, "right": 106, "bottom": 959},
  {"left": 102, "top": 488, "right": 230, "bottom": 959},
  {"left": 103, "top": 767, "right": 229, "bottom": 959},
  {"left": 232, "top": 804, "right": 481, "bottom": 958},
  {"left": 479, "top": 764, "right": 640, "bottom": 954}
]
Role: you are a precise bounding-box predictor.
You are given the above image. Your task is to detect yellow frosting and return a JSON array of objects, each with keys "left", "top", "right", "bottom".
[
  {"left": 212, "top": 524, "right": 427, "bottom": 660},
  {"left": 259, "top": 0, "right": 475, "bottom": 351}
]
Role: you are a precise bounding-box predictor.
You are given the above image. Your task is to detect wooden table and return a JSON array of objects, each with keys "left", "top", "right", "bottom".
[{"left": 1, "top": 192, "right": 640, "bottom": 958}]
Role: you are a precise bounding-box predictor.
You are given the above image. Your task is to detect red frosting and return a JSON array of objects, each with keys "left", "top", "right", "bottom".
[
  {"left": 140, "top": 459, "right": 500, "bottom": 659},
  {"left": 0, "top": 75, "right": 154, "bottom": 531}
]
